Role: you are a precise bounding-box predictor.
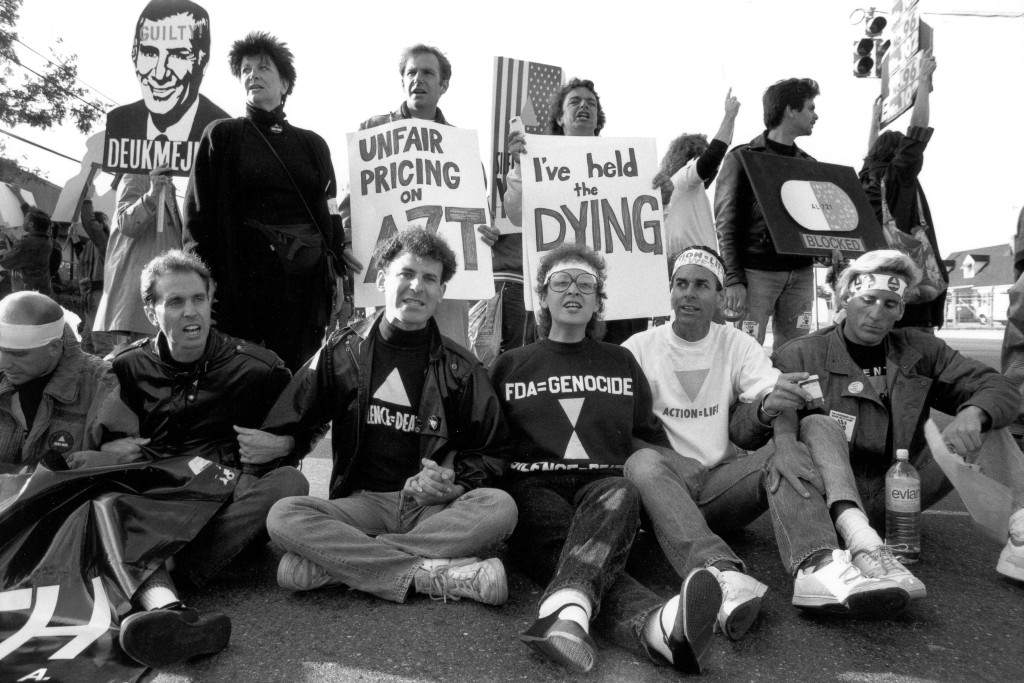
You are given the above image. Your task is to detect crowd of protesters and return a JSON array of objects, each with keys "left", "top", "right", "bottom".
[{"left": 1, "top": 18, "right": 1022, "bottom": 679}]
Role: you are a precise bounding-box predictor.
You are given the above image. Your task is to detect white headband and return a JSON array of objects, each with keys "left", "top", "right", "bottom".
[
  {"left": 849, "top": 273, "right": 908, "bottom": 299},
  {"left": 545, "top": 260, "right": 598, "bottom": 283},
  {"left": 672, "top": 249, "right": 725, "bottom": 286},
  {"left": 0, "top": 318, "right": 65, "bottom": 349}
]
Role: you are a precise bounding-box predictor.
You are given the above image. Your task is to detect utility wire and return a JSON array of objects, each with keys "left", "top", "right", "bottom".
[
  {"left": 0, "top": 128, "right": 81, "bottom": 164},
  {"left": 7, "top": 58, "right": 108, "bottom": 117},
  {"left": 0, "top": 28, "right": 120, "bottom": 106}
]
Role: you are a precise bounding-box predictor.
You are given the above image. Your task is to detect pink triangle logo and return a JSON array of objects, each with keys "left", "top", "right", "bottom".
[{"left": 675, "top": 369, "right": 709, "bottom": 403}]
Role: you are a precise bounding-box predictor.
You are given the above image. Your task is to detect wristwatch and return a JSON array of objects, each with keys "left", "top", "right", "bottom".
[{"left": 759, "top": 391, "right": 781, "bottom": 423}]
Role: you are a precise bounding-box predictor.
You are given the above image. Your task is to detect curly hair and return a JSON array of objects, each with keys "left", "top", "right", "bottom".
[
  {"left": 548, "top": 78, "right": 605, "bottom": 136},
  {"left": 762, "top": 78, "right": 820, "bottom": 130},
  {"left": 660, "top": 134, "right": 709, "bottom": 177},
  {"left": 535, "top": 243, "right": 608, "bottom": 340},
  {"left": 141, "top": 249, "right": 214, "bottom": 305},
  {"left": 372, "top": 227, "right": 458, "bottom": 285},
  {"left": 398, "top": 44, "right": 452, "bottom": 84},
  {"left": 229, "top": 32, "right": 296, "bottom": 100}
]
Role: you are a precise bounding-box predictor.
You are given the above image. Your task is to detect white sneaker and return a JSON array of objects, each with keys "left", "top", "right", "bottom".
[
  {"left": 413, "top": 557, "right": 508, "bottom": 605},
  {"left": 792, "top": 549, "right": 909, "bottom": 617},
  {"left": 996, "top": 540, "right": 1024, "bottom": 581},
  {"left": 853, "top": 546, "right": 927, "bottom": 600},
  {"left": 707, "top": 567, "right": 767, "bottom": 640}
]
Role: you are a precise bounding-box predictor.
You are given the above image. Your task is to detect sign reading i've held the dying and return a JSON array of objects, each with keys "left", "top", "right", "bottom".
[
  {"left": 348, "top": 119, "right": 495, "bottom": 307},
  {"left": 521, "top": 134, "right": 669, "bottom": 320}
]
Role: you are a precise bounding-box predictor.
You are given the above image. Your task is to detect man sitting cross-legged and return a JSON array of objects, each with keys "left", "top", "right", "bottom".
[{"left": 265, "top": 227, "right": 517, "bottom": 605}]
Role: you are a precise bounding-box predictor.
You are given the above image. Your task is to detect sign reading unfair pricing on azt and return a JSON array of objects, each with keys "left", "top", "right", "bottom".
[{"left": 738, "top": 152, "right": 886, "bottom": 258}]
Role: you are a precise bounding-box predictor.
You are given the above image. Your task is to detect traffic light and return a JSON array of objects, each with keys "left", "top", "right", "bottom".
[
  {"left": 852, "top": 12, "right": 888, "bottom": 78},
  {"left": 853, "top": 38, "right": 875, "bottom": 77}
]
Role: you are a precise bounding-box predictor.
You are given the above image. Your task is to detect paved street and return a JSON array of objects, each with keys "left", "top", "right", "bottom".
[{"left": 145, "top": 329, "right": 1023, "bottom": 683}]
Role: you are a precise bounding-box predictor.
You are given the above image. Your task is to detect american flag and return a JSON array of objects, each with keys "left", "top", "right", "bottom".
[{"left": 490, "top": 57, "right": 563, "bottom": 229}]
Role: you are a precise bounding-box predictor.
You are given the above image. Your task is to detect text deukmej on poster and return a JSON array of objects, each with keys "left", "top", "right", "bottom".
[
  {"left": 347, "top": 119, "right": 495, "bottom": 308},
  {"left": 521, "top": 134, "right": 670, "bottom": 320}
]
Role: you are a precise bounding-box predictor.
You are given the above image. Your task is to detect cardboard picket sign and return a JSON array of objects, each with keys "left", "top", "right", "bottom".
[
  {"left": 347, "top": 119, "right": 495, "bottom": 307},
  {"left": 489, "top": 57, "right": 564, "bottom": 236},
  {"left": 521, "top": 134, "right": 670, "bottom": 321},
  {"left": 738, "top": 152, "right": 887, "bottom": 258},
  {"left": 102, "top": 0, "right": 228, "bottom": 176}
]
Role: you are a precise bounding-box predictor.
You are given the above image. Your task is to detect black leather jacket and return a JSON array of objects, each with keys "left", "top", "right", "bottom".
[
  {"left": 112, "top": 330, "right": 293, "bottom": 470},
  {"left": 714, "top": 132, "right": 815, "bottom": 286},
  {"left": 262, "top": 312, "right": 511, "bottom": 499}
]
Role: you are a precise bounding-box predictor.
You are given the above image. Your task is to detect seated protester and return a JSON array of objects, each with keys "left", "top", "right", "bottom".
[
  {"left": 265, "top": 227, "right": 516, "bottom": 605},
  {"left": 489, "top": 243, "right": 723, "bottom": 676},
  {"left": 622, "top": 247, "right": 910, "bottom": 642},
  {"left": 0, "top": 291, "right": 138, "bottom": 474},
  {"left": 773, "top": 249, "right": 1024, "bottom": 583},
  {"left": 72, "top": 250, "right": 308, "bottom": 669}
]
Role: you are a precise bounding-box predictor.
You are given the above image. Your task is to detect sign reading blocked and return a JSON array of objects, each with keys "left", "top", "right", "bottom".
[
  {"left": 521, "top": 135, "right": 669, "bottom": 320},
  {"left": 348, "top": 120, "right": 494, "bottom": 307}
]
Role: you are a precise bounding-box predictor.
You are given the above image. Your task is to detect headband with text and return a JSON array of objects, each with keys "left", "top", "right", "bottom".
[
  {"left": 849, "top": 272, "right": 908, "bottom": 300},
  {"left": 672, "top": 248, "right": 725, "bottom": 286}
]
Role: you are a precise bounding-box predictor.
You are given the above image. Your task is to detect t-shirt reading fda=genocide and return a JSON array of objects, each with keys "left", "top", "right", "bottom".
[
  {"left": 489, "top": 337, "right": 668, "bottom": 474},
  {"left": 623, "top": 323, "right": 778, "bottom": 468}
]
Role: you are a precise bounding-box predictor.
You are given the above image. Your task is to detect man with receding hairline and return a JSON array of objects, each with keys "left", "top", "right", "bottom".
[{"left": 0, "top": 291, "right": 138, "bottom": 473}]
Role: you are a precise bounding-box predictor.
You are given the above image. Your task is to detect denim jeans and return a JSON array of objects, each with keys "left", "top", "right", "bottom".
[
  {"left": 266, "top": 487, "right": 517, "bottom": 602},
  {"left": 174, "top": 466, "right": 309, "bottom": 587},
  {"left": 743, "top": 266, "right": 814, "bottom": 351},
  {"left": 497, "top": 281, "right": 536, "bottom": 353},
  {"left": 809, "top": 417, "right": 1024, "bottom": 529},
  {"left": 625, "top": 415, "right": 843, "bottom": 578},
  {"left": 506, "top": 469, "right": 664, "bottom": 662}
]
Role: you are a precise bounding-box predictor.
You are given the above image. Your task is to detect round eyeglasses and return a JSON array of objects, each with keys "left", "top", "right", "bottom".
[{"left": 546, "top": 271, "right": 598, "bottom": 294}]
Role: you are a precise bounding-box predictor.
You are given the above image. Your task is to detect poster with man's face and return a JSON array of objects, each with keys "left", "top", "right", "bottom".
[{"left": 103, "top": 0, "right": 228, "bottom": 176}]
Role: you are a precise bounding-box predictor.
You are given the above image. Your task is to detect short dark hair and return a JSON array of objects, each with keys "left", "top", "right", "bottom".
[
  {"left": 669, "top": 245, "right": 725, "bottom": 290},
  {"left": 399, "top": 44, "right": 452, "bottom": 84},
  {"left": 141, "top": 249, "right": 214, "bottom": 305},
  {"left": 549, "top": 78, "right": 606, "bottom": 136},
  {"left": 535, "top": 243, "right": 608, "bottom": 340},
  {"left": 132, "top": 0, "right": 211, "bottom": 73},
  {"left": 229, "top": 32, "right": 296, "bottom": 99},
  {"left": 660, "top": 133, "right": 709, "bottom": 177},
  {"left": 762, "top": 78, "right": 820, "bottom": 129},
  {"left": 863, "top": 130, "right": 904, "bottom": 166},
  {"left": 372, "top": 227, "right": 458, "bottom": 284},
  {"left": 24, "top": 208, "right": 51, "bottom": 235}
]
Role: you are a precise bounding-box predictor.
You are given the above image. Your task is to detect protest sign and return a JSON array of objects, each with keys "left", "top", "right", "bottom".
[
  {"left": 489, "top": 57, "right": 564, "bottom": 235},
  {"left": 521, "top": 135, "right": 669, "bottom": 320},
  {"left": 880, "top": 0, "right": 933, "bottom": 128},
  {"left": 739, "top": 152, "right": 887, "bottom": 258},
  {"left": 102, "top": 0, "right": 228, "bottom": 176},
  {"left": 348, "top": 119, "right": 495, "bottom": 307}
]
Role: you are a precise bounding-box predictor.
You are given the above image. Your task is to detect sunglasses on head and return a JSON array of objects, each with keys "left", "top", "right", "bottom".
[{"left": 546, "top": 271, "right": 598, "bottom": 294}]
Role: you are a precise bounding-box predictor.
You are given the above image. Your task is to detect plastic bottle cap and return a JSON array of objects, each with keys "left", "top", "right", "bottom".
[{"left": 896, "top": 449, "right": 909, "bottom": 460}]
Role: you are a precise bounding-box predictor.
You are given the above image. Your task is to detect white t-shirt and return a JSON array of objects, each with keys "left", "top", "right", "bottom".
[
  {"left": 623, "top": 322, "right": 778, "bottom": 467},
  {"left": 663, "top": 160, "right": 717, "bottom": 257}
]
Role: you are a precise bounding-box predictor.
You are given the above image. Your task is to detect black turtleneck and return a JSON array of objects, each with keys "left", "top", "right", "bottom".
[
  {"left": 350, "top": 318, "right": 433, "bottom": 492},
  {"left": 239, "top": 104, "right": 319, "bottom": 225},
  {"left": 15, "top": 370, "right": 57, "bottom": 433}
]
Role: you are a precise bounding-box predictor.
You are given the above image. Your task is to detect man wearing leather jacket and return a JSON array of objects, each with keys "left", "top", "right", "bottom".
[{"left": 264, "top": 227, "right": 517, "bottom": 606}]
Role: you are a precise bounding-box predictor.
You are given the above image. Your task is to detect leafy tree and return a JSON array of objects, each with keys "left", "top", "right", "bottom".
[{"left": 0, "top": 0, "right": 103, "bottom": 134}]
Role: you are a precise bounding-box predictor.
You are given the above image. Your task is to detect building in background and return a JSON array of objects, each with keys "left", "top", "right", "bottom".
[{"left": 944, "top": 243, "right": 1015, "bottom": 327}]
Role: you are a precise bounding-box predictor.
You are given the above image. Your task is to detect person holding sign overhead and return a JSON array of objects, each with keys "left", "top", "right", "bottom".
[
  {"left": 490, "top": 243, "right": 723, "bottom": 675},
  {"left": 184, "top": 32, "right": 357, "bottom": 372},
  {"left": 495, "top": 78, "right": 674, "bottom": 345}
]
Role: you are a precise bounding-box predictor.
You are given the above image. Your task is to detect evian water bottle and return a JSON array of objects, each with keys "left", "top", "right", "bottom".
[{"left": 885, "top": 448, "right": 921, "bottom": 563}]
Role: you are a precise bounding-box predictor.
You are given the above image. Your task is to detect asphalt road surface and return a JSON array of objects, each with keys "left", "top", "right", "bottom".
[{"left": 146, "top": 330, "right": 1022, "bottom": 683}]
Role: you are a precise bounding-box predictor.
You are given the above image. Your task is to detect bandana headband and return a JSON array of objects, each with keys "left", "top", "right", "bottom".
[
  {"left": 0, "top": 318, "right": 65, "bottom": 349},
  {"left": 545, "top": 260, "right": 598, "bottom": 284},
  {"left": 672, "top": 249, "right": 725, "bottom": 286},
  {"left": 849, "top": 273, "right": 908, "bottom": 299}
]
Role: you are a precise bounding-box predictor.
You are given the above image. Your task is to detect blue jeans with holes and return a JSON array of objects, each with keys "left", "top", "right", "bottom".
[
  {"left": 742, "top": 266, "right": 814, "bottom": 351},
  {"left": 506, "top": 468, "right": 665, "bottom": 662},
  {"left": 266, "top": 487, "right": 517, "bottom": 602},
  {"left": 625, "top": 415, "right": 843, "bottom": 578}
]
